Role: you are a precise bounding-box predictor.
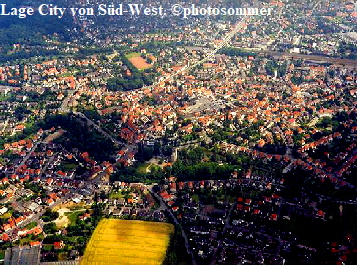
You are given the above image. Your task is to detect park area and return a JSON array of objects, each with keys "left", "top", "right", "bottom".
[
  {"left": 126, "top": 53, "right": 152, "bottom": 70},
  {"left": 81, "top": 219, "right": 174, "bottom": 265},
  {"left": 53, "top": 202, "right": 87, "bottom": 228}
]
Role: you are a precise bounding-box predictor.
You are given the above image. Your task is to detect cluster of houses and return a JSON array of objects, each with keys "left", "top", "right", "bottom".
[{"left": 0, "top": 0, "right": 355, "bottom": 264}]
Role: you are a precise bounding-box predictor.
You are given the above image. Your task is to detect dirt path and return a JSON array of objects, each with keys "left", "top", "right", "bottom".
[{"left": 53, "top": 207, "right": 70, "bottom": 228}]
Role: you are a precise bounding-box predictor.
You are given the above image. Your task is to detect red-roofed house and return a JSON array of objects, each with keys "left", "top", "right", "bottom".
[
  {"left": 1, "top": 233, "right": 10, "bottom": 241},
  {"left": 54, "top": 241, "right": 65, "bottom": 250},
  {"left": 270, "top": 214, "right": 278, "bottom": 221},
  {"left": 30, "top": 241, "right": 41, "bottom": 247}
]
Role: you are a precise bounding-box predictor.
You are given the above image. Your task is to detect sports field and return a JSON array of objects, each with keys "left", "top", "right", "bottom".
[
  {"left": 125, "top": 53, "right": 152, "bottom": 70},
  {"left": 81, "top": 219, "right": 174, "bottom": 265}
]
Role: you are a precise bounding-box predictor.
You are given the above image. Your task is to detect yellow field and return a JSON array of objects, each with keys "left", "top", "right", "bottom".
[{"left": 81, "top": 219, "right": 174, "bottom": 265}]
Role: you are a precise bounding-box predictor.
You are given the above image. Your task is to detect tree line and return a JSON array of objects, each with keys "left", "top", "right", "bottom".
[{"left": 106, "top": 54, "right": 154, "bottom": 91}]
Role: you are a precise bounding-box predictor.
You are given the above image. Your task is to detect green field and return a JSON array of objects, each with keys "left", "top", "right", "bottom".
[
  {"left": 108, "top": 191, "right": 124, "bottom": 199},
  {"left": 58, "top": 162, "right": 78, "bottom": 171},
  {"left": 65, "top": 210, "right": 86, "bottom": 224},
  {"left": 0, "top": 212, "right": 11, "bottom": 219},
  {"left": 136, "top": 163, "right": 161, "bottom": 174},
  {"left": 136, "top": 163, "right": 151, "bottom": 174},
  {"left": 125, "top": 52, "right": 141, "bottom": 59},
  {"left": 81, "top": 219, "right": 174, "bottom": 265}
]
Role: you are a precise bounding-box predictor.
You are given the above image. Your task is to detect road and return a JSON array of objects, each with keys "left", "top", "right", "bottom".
[
  {"left": 221, "top": 141, "right": 357, "bottom": 192},
  {"left": 13, "top": 131, "right": 49, "bottom": 174},
  {"left": 6, "top": 194, "right": 71, "bottom": 237},
  {"left": 138, "top": 16, "right": 249, "bottom": 93},
  {"left": 150, "top": 187, "right": 197, "bottom": 265},
  {"left": 185, "top": 17, "right": 249, "bottom": 72},
  {"left": 39, "top": 155, "right": 56, "bottom": 177},
  {"left": 59, "top": 90, "right": 75, "bottom": 113},
  {"left": 259, "top": 51, "right": 357, "bottom": 67},
  {"left": 210, "top": 203, "right": 236, "bottom": 265},
  {"left": 282, "top": 161, "right": 295, "bottom": 174}
]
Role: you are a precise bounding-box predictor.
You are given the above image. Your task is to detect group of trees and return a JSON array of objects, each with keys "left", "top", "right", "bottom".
[
  {"left": 219, "top": 47, "right": 256, "bottom": 57},
  {"left": 42, "top": 208, "right": 96, "bottom": 261},
  {"left": 107, "top": 55, "right": 154, "bottom": 91},
  {"left": 134, "top": 142, "right": 173, "bottom": 163},
  {"left": 265, "top": 60, "right": 288, "bottom": 77},
  {"left": 14, "top": 106, "right": 31, "bottom": 121},
  {"left": 0, "top": 0, "right": 84, "bottom": 64},
  {"left": 0, "top": 0, "right": 76, "bottom": 45},
  {"left": 78, "top": 47, "right": 113, "bottom": 57},
  {"left": 41, "top": 208, "right": 59, "bottom": 222},
  {"left": 339, "top": 42, "right": 357, "bottom": 59},
  {"left": 41, "top": 114, "right": 115, "bottom": 161},
  {"left": 113, "top": 143, "right": 271, "bottom": 183},
  {"left": 24, "top": 182, "right": 47, "bottom": 200},
  {"left": 170, "top": 160, "right": 234, "bottom": 181},
  {"left": 111, "top": 165, "right": 164, "bottom": 184},
  {"left": 163, "top": 224, "right": 191, "bottom": 265},
  {"left": 0, "top": 48, "right": 61, "bottom": 64}
]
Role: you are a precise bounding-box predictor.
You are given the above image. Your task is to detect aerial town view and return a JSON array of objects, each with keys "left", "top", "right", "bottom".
[{"left": 0, "top": 0, "right": 356, "bottom": 264}]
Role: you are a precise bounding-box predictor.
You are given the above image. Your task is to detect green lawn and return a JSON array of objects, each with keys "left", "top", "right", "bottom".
[
  {"left": 136, "top": 163, "right": 161, "bottom": 174},
  {"left": 65, "top": 210, "right": 86, "bottom": 224},
  {"left": 19, "top": 234, "right": 44, "bottom": 246},
  {"left": 125, "top": 52, "right": 141, "bottom": 59},
  {"left": 136, "top": 163, "right": 151, "bottom": 174},
  {"left": 57, "top": 71, "right": 76, "bottom": 78},
  {"left": 19, "top": 236, "right": 32, "bottom": 246},
  {"left": 0, "top": 212, "right": 11, "bottom": 219},
  {"left": 58, "top": 162, "right": 78, "bottom": 171},
  {"left": 25, "top": 221, "right": 38, "bottom": 230},
  {"left": 43, "top": 245, "right": 53, "bottom": 251},
  {"left": 0, "top": 95, "right": 10, "bottom": 101},
  {"left": 192, "top": 194, "right": 200, "bottom": 204},
  {"left": 109, "top": 191, "right": 124, "bottom": 199}
]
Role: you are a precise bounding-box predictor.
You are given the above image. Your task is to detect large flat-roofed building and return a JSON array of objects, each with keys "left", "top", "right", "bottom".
[{"left": 4, "top": 245, "right": 41, "bottom": 265}]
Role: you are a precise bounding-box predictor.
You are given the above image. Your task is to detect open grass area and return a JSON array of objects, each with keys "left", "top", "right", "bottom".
[
  {"left": 65, "top": 210, "right": 86, "bottom": 224},
  {"left": 109, "top": 191, "right": 124, "bottom": 199},
  {"left": 136, "top": 163, "right": 151, "bottom": 174},
  {"left": 81, "top": 219, "right": 174, "bottom": 265},
  {"left": 136, "top": 163, "right": 161, "bottom": 174},
  {"left": 125, "top": 52, "right": 141, "bottom": 59},
  {"left": 125, "top": 53, "right": 152, "bottom": 70},
  {"left": 25, "top": 221, "right": 38, "bottom": 230},
  {"left": 191, "top": 194, "right": 200, "bottom": 204},
  {"left": 58, "top": 162, "right": 78, "bottom": 171},
  {"left": 43, "top": 245, "right": 53, "bottom": 251},
  {"left": 0, "top": 212, "right": 11, "bottom": 219}
]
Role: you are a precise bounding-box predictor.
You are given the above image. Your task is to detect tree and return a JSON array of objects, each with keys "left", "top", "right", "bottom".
[
  {"left": 41, "top": 208, "right": 59, "bottom": 222},
  {"left": 43, "top": 222, "right": 58, "bottom": 234},
  {"left": 14, "top": 106, "right": 31, "bottom": 121},
  {"left": 219, "top": 47, "right": 256, "bottom": 57}
]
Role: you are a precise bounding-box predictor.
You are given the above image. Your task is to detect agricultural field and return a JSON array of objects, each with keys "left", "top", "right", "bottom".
[
  {"left": 126, "top": 53, "right": 152, "bottom": 70},
  {"left": 81, "top": 219, "right": 174, "bottom": 265}
]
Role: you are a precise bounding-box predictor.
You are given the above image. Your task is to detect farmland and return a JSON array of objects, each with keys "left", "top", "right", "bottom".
[
  {"left": 81, "top": 219, "right": 174, "bottom": 265},
  {"left": 125, "top": 53, "right": 152, "bottom": 70}
]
